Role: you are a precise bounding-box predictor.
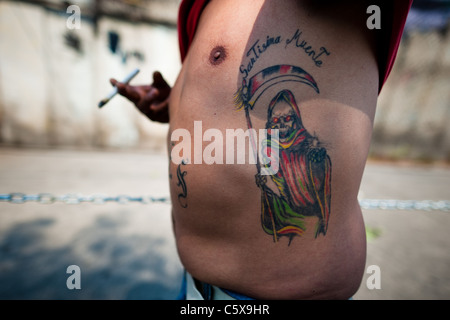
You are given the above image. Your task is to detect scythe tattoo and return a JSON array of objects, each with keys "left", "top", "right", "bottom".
[{"left": 234, "top": 65, "right": 332, "bottom": 245}]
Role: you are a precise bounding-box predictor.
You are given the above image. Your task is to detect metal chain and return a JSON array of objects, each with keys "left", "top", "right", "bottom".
[
  {"left": 358, "top": 199, "right": 450, "bottom": 212},
  {"left": 0, "top": 193, "right": 170, "bottom": 205},
  {"left": 0, "top": 193, "right": 449, "bottom": 211}
]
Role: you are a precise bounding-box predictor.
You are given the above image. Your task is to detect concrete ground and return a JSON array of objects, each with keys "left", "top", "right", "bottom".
[{"left": 0, "top": 146, "right": 449, "bottom": 300}]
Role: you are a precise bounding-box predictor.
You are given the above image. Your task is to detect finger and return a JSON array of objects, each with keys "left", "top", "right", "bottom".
[
  {"left": 110, "top": 78, "right": 127, "bottom": 94},
  {"left": 146, "top": 105, "right": 169, "bottom": 123},
  {"left": 150, "top": 99, "right": 169, "bottom": 113},
  {"left": 112, "top": 82, "right": 140, "bottom": 103},
  {"left": 152, "top": 71, "right": 163, "bottom": 84},
  {"left": 152, "top": 71, "right": 169, "bottom": 89},
  {"left": 123, "top": 85, "right": 142, "bottom": 104},
  {"left": 138, "top": 87, "right": 159, "bottom": 110},
  {"left": 110, "top": 78, "right": 151, "bottom": 108}
]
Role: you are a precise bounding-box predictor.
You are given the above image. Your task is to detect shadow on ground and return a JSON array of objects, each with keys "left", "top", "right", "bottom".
[{"left": 0, "top": 207, "right": 183, "bottom": 300}]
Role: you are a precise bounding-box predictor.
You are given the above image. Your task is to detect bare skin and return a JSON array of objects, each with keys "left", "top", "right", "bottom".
[{"left": 113, "top": 0, "right": 380, "bottom": 299}]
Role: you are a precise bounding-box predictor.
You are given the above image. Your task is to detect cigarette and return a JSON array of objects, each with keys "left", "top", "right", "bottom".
[{"left": 98, "top": 68, "right": 140, "bottom": 108}]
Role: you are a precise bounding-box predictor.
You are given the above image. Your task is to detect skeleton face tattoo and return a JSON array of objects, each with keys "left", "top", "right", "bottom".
[{"left": 268, "top": 100, "right": 298, "bottom": 141}]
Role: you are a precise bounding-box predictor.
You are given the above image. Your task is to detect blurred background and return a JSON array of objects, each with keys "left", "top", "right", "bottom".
[
  {"left": 0, "top": 0, "right": 449, "bottom": 300},
  {"left": 0, "top": 0, "right": 180, "bottom": 151}
]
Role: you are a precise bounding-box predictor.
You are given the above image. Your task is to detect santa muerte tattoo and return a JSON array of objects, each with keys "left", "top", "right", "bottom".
[{"left": 234, "top": 65, "right": 332, "bottom": 245}]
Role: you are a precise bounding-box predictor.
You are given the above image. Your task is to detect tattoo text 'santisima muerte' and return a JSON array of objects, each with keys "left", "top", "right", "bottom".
[
  {"left": 234, "top": 64, "right": 331, "bottom": 245},
  {"left": 239, "top": 29, "right": 330, "bottom": 80}
]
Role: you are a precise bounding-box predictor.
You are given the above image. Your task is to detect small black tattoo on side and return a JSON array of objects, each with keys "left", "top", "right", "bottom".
[{"left": 176, "top": 160, "right": 188, "bottom": 208}]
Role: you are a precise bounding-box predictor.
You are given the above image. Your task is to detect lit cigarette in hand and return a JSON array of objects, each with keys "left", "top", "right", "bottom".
[{"left": 98, "top": 68, "right": 140, "bottom": 108}]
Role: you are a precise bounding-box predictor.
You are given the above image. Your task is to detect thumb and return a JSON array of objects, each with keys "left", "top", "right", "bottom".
[{"left": 152, "top": 71, "right": 168, "bottom": 87}]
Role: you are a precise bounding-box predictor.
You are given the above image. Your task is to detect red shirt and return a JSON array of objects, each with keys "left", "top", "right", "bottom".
[{"left": 177, "top": 0, "right": 413, "bottom": 93}]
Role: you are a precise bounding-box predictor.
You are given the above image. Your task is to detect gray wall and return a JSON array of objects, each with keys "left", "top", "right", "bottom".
[
  {"left": 0, "top": 1, "right": 180, "bottom": 151},
  {"left": 372, "top": 26, "right": 450, "bottom": 162}
]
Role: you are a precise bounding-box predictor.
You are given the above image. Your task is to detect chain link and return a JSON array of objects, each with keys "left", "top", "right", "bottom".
[
  {"left": 1, "top": 193, "right": 449, "bottom": 211},
  {"left": 0, "top": 193, "right": 171, "bottom": 205},
  {"left": 358, "top": 199, "right": 450, "bottom": 212}
]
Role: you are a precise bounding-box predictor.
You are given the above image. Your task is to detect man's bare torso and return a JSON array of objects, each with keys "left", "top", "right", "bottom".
[{"left": 168, "top": 0, "right": 379, "bottom": 299}]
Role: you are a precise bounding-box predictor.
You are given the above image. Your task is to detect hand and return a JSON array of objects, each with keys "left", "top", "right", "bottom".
[{"left": 110, "top": 71, "right": 171, "bottom": 123}]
